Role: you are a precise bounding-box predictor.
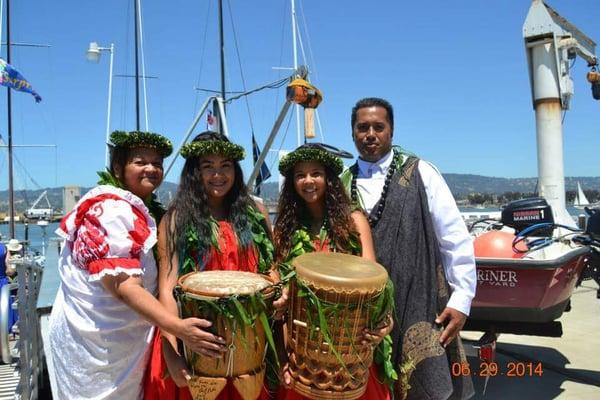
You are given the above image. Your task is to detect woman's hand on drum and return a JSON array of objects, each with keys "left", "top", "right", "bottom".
[
  {"left": 362, "top": 315, "right": 394, "bottom": 346},
  {"left": 176, "top": 318, "right": 227, "bottom": 358},
  {"left": 272, "top": 286, "right": 289, "bottom": 320}
]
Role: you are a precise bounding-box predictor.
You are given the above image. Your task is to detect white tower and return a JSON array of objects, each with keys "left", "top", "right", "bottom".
[
  {"left": 63, "top": 186, "right": 81, "bottom": 215},
  {"left": 523, "top": 0, "right": 597, "bottom": 225}
]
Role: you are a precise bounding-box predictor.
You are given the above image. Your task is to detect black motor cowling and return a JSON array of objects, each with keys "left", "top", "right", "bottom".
[
  {"left": 501, "top": 198, "right": 554, "bottom": 236},
  {"left": 585, "top": 207, "right": 600, "bottom": 241}
]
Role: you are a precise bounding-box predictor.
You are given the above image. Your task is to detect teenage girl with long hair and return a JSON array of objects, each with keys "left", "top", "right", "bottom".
[{"left": 145, "top": 131, "right": 281, "bottom": 400}]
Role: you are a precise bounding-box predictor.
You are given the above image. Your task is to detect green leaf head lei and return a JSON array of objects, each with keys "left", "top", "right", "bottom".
[
  {"left": 278, "top": 142, "right": 352, "bottom": 176},
  {"left": 109, "top": 130, "right": 173, "bottom": 157},
  {"left": 180, "top": 131, "right": 245, "bottom": 161}
]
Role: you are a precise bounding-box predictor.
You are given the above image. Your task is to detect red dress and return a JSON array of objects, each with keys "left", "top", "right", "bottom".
[
  {"left": 144, "top": 221, "right": 272, "bottom": 400},
  {"left": 276, "top": 238, "right": 391, "bottom": 400}
]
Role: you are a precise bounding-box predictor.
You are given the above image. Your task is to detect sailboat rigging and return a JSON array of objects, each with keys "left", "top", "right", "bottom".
[
  {"left": 0, "top": 2, "right": 50, "bottom": 399},
  {"left": 163, "top": 0, "right": 320, "bottom": 197},
  {"left": 1, "top": 0, "right": 48, "bottom": 238},
  {"left": 5, "top": 0, "right": 14, "bottom": 238},
  {"left": 133, "top": 0, "right": 141, "bottom": 130}
]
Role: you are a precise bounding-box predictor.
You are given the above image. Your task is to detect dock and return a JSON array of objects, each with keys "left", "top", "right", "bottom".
[
  {"left": 2, "top": 242, "right": 598, "bottom": 399},
  {"left": 462, "top": 281, "right": 600, "bottom": 398},
  {"left": 0, "top": 339, "right": 18, "bottom": 400},
  {"left": 0, "top": 216, "right": 63, "bottom": 225},
  {"left": 0, "top": 259, "right": 48, "bottom": 400}
]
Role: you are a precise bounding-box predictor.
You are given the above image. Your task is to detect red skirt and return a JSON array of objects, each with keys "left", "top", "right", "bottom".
[
  {"left": 276, "top": 366, "right": 390, "bottom": 400},
  {"left": 143, "top": 330, "right": 273, "bottom": 400}
]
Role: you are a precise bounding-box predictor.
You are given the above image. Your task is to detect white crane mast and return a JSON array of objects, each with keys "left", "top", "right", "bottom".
[
  {"left": 523, "top": 0, "right": 598, "bottom": 225},
  {"left": 25, "top": 190, "right": 54, "bottom": 220}
]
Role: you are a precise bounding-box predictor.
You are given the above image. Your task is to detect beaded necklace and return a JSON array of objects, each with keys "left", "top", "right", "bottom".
[{"left": 350, "top": 149, "right": 400, "bottom": 227}]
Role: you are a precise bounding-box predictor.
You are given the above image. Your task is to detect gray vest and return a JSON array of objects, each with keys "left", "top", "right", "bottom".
[{"left": 368, "top": 157, "right": 473, "bottom": 400}]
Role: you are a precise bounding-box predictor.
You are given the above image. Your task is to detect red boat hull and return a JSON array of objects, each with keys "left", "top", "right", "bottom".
[{"left": 469, "top": 246, "right": 590, "bottom": 324}]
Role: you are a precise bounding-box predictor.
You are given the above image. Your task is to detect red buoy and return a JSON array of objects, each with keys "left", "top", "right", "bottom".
[{"left": 474, "top": 230, "right": 526, "bottom": 258}]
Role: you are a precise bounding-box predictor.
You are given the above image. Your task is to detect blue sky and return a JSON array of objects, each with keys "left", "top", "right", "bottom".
[{"left": 0, "top": 0, "right": 599, "bottom": 192}]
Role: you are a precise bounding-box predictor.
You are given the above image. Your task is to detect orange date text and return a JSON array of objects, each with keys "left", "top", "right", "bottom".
[{"left": 451, "top": 361, "right": 544, "bottom": 377}]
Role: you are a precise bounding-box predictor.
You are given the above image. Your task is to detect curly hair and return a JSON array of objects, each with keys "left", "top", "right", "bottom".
[
  {"left": 165, "top": 132, "right": 255, "bottom": 272},
  {"left": 273, "top": 164, "right": 359, "bottom": 264}
]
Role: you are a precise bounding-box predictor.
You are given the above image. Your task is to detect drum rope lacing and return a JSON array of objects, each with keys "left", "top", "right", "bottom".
[{"left": 226, "top": 320, "right": 237, "bottom": 378}]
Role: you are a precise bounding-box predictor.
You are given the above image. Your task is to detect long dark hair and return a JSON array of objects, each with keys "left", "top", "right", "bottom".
[
  {"left": 109, "top": 146, "right": 129, "bottom": 179},
  {"left": 166, "top": 132, "right": 255, "bottom": 272},
  {"left": 273, "top": 164, "right": 357, "bottom": 264}
]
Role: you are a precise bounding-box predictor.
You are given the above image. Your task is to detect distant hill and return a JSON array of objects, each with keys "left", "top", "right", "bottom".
[
  {"left": 1, "top": 175, "right": 599, "bottom": 213},
  {"left": 444, "top": 175, "right": 600, "bottom": 196},
  {"left": 259, "top": 176, "right": 600, "bottom": 200},
  {"left": 0, "top": 181, "right": 179, "bottom": 214}
]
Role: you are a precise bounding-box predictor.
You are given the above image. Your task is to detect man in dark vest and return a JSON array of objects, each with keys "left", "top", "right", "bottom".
[{"left": 342, "top": 97, "right": 476, "bottom": 399}]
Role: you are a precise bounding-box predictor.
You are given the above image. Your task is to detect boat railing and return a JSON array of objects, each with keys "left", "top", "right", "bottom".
[{"left": 12, "top": 258, "right": 45, "bottom": 400}]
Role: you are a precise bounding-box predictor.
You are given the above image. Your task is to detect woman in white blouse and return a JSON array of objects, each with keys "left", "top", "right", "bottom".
[{"left": 48, "top": 131, "right": 215, "bottom": 400}]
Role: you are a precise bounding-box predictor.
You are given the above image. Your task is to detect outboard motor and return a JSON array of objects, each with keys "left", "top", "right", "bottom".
[
  {"left": 585, "top": 207, "right": 600, "bottom": 240},
  {"left": 501, "top": 198, "right": 554, "bottom": 237}
]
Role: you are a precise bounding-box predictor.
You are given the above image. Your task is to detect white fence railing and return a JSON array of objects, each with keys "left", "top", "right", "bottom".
[{"left": 0, "top": 259, "right": 45, "bottom": 400}]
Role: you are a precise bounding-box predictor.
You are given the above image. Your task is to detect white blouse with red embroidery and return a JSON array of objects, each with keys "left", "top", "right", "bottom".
[{"left": 48, "top": 185, "right": 158, "bottom": 400}]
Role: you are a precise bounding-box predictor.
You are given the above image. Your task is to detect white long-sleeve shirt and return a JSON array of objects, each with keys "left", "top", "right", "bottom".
[{"left": 355, "top": 151, "right": 476, "bottom": 316}]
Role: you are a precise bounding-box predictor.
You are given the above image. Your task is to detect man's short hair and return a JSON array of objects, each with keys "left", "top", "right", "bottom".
[{"left": 351, "top": 97, "right": 394, "bottom": 131}]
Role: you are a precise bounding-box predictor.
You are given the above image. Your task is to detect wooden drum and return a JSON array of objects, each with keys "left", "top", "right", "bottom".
[
  {"left": 287, "top": 252, "right": 390, "bottom": 400},
  {"left": 177, "top": 270, "right": 276, "bottom": 400}
]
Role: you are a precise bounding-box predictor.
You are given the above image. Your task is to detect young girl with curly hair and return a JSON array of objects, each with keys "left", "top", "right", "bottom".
[{"left": 273, "top": 143, "right": 393, "bottom": 400}]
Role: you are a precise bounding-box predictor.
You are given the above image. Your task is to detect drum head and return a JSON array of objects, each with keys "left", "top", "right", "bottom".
[
  {"left": 179, "top": 270, "right": 272, "bottom": 298},
  {"left": 291, "top": 252, "right": 388, "bottom": 292}
]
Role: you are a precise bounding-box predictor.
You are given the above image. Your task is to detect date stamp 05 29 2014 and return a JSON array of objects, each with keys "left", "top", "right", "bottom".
[{"left": 451, "top": 362, "right": 544, "bottom": 378}]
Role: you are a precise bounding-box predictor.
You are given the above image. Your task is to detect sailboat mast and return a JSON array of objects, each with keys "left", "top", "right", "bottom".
[
  {"left": 218, "top": 0, "right": 226, "bottom": 114},
  {"left": 5, "top": 0, "right": 15, "bottom": 238},
  {"left": 291, "top": 0, "right": 301, "bottom": 146},
  {"left": 134, "top": 0, "right": 141, "bottom": 130}
]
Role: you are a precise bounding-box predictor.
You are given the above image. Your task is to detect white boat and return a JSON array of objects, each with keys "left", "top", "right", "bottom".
[
  {"left": 24, "top": 191, "right": 55, "bottom": 221},
  {"left": 574, "top": 181, "right": 600, "bottom": 209}
]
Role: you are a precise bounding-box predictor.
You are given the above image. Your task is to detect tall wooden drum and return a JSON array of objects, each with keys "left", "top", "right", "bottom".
[
  {"left": 177, "top": 270, "right": 276, "bottom": 400},
  {"left": 287, "top": 252, "right": 391, "bottom": 400}
]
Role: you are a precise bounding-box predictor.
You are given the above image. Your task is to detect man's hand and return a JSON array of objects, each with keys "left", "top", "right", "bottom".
[{"left": 435, "top": 307, "right": 467, "bottom": 348}]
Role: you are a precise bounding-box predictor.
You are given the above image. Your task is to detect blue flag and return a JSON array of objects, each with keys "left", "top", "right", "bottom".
[
  {"left": 0, "top": 59, "right": 42, "bottom": 102},
  {"left": 252, "top": 133, "right": 271, "bottom": 196}
]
